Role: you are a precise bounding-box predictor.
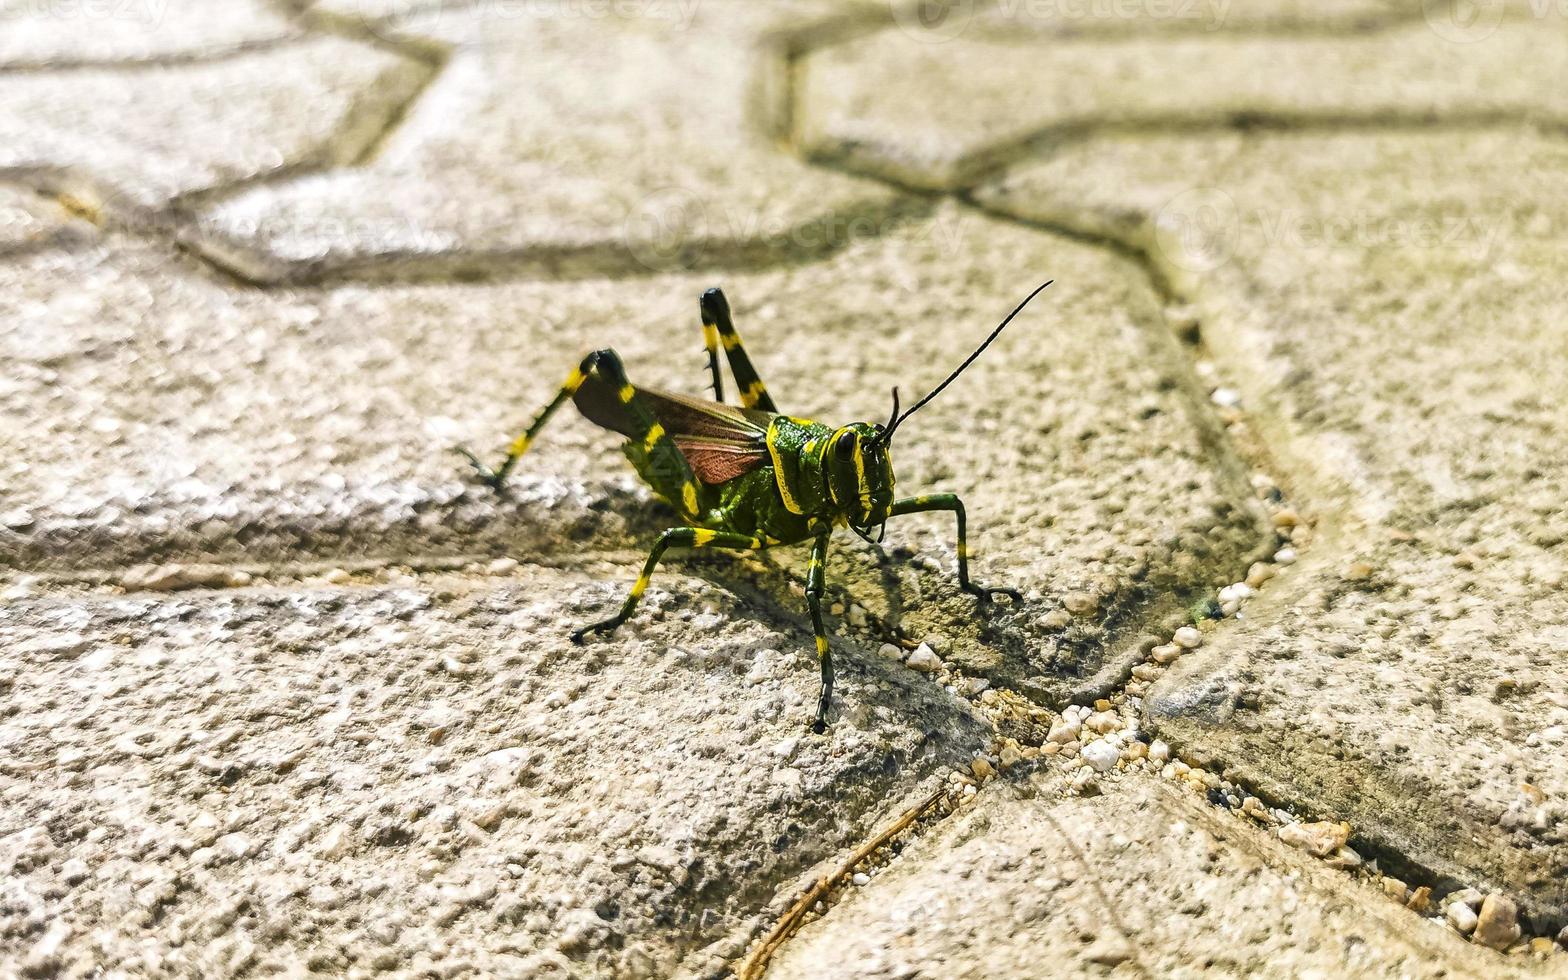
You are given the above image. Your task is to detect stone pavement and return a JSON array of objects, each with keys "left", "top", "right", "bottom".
[{"left": 2, "top": 0, "right": 1567, "bottom": 976}]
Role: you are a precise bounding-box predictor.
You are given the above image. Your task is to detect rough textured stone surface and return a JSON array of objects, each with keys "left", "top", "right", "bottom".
[
  {"left": 800, "top": 18, "right": 1568, "bottom": 188},
  {"left": 0, "top": 181, "right": 83, "bottom": 254},
  {"left": 6, "top": 1, "right": 1568, "bottom": 974},
  {"left": 0, "top": 581, "right": 982, "bottom": 976},
  {"left": 0, "top": 0, "right": 295, "bottom": 66},
  {"left": 769, "top": 775, "right": 1531, "bottom": 979},
  {"left": 977, "top": 129, "right": 1568, "bottom": 929},
  {"left": 2, "top": 206, "right": 1262, "bottom": 704},
  {"left": 0, "top": 38, "right": 427, "bottom": 207},
  {"left": 192, "top": 3, "right": 899, "bottom": 283}
]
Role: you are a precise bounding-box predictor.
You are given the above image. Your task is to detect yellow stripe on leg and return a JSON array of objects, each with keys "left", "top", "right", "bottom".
[
  {"left": 681, "top": 482, "right": 699, "bottom": 515},
  {"left": 642, "top": 423, "right": 666, "bottom": 452},
  {"left": 740, "top": 379, "right": 769, "bottom": 408},
  {"left": 957, "top": 541, "right": 969, "bottom": 560},
  {"left": 691, "top": 528, "right": 716, "bottom": 547},
  {"left": 565, "top": 368, "right": 587, "bottom": 393},
  {"left": 703, "top": 323, "right": 719, "bottom": 350},
  {"left": 815, "top": 634, "right": 829, "bottom": 657},
  {"left": 506, "top": 433, "right": 532, "bottom": 456},
  {"left": 630, "top": 572, "right": 651, "bottom": 598},
  {"left": 618, "top": 384, "right": 636, "bottom": 403},
  {"left": 721, "top": 332, "right": 741, "bottom": 351}
]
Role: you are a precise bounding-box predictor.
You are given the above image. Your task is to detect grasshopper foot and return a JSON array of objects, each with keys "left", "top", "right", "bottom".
[
  {"left": 453, "top": 446, "right": 506, "bottom": 491},
  {"left": 570, "top": 616, "right": 626, "bottom": 645},
  {"left": 964, "top": 582, "right": 1023, "bottom": 605}
]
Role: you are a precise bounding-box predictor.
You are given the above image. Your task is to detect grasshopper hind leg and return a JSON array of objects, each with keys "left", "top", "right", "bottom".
[{"left": 700, "top": 288, "right": 778, "bottom": 412}]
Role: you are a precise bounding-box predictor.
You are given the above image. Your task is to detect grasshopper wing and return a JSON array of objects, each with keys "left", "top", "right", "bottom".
[{"left": 574, "top": 379, "right": 773, "bottom": 484}]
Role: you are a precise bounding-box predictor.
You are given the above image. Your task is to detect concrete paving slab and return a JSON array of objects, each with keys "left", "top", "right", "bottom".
[
  {"left": 0, "top": 0, "right": 296, "bottom": 67},
  {"left": 0, "top": 37, "right": 427, "bottom": 208},
  {"left": 191, "top": 2, "right": 899, "bottom": 283},
  {"left": 799, "top": 18, "right": 1568, "bottom": 189},
  {"left": 974, "top": 128, "right": 1568, "bottom": 930},
  {"left": 768, "top": 774, "right": 1537, "bottom": 979},
  {"left": 2, "top": 203, "right": 1262, "bottom": 707},
  {"left": 0, "top": 577, "right": 984, "bottom": 976},
  {"left": 0, "top": 181, "right": 85, "bottom": 254}
]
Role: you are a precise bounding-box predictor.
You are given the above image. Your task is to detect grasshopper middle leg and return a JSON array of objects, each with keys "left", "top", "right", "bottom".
[{"left": 573, "top": 527, "right": 770, "bottom": 642}]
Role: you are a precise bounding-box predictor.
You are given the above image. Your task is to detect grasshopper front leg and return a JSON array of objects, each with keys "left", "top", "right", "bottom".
[
  {"left": 889, "top": 494, "right": 1021, "bottom": 603},
  {"left": 454, "top": 355, "right": 596, "bottom": 490}
]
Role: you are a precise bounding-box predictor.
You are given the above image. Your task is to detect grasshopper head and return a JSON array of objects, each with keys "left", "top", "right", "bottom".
[{"left": 826, "top": 422, "right": 894, "bottom": 529}]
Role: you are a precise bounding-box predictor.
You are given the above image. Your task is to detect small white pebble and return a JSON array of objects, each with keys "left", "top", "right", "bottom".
[
  {"left": 877, "top": 643, "right": 903, "bottom": 660},
  {"left": 1173, "top": 626, "right": 1203, "bottom": 649},
  {"left": 1148, "top": 740, "right": 1171, "bottom": 764},
  {"left": 1081, "top": 739, "right": 1121, "bottom": 772},
  {"left": 906, "top": 645, "right": 943, "bottom": 673},
  {"left": 1446, "top": 902, "right": 1479, "bottom": 934},
  {"left": 1210, "top": 387, "right": 1241, "bottom": 408},
  {"left": 851, "top": 872, "right": 870, "bottom": 886},
  {"left": 1274, "top": 548, "right": 1297, "bottom": 565}
]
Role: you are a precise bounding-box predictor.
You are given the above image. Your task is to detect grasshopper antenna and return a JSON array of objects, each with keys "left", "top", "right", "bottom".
[{"left": 878, "top": 279, "right": 1053, "bottom": 445}]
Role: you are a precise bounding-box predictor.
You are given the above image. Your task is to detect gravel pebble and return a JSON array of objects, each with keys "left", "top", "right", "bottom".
[
  {"left": 1406, "top": 886, "right": 1431, "bottom": 914},
  {"left": 1473, "top": 893, "right": 1521, "bottom": 950},
  {"left": 1047, "top": 719, "right": 1082, "bottom": 744},
  {"left": 1277, "top": 820, "right": 1349, "bottom": 858},
  {"left": 905, "top": 645, "right": 942, "bottom": 673},
  {"left": 877, "top": 643, "right": 903, "bottom": 660},
  {"left": 1081, "top": 739, "right": 1121, "bottom": 772},
  {"left": 1172, "top": 626, "right": 1203, "bottom": 649},
  {"left": 1446, "top": 901, "right": 1479, "bottom": 935}
]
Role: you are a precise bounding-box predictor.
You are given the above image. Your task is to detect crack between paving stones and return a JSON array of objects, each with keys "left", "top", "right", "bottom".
[{"left": 0, "top": 35, "right": 307, "bottom": 75}]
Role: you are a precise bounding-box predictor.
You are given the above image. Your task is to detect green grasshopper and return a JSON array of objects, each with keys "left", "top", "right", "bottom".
[{"left": 457, "top": 281, "right": 1052, "bottom": 732}]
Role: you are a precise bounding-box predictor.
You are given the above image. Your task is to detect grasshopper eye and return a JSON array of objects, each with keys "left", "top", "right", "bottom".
[{"left": 835, "top": 431, "right": 856, "bottom": 460}]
